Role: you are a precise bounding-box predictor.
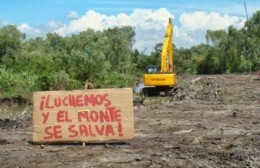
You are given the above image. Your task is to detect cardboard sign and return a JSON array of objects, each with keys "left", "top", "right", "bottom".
[{"left": 32, "top": 88, "right": 134, "bottom": 143}]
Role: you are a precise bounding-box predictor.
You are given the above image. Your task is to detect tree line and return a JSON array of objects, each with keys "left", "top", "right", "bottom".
[
  {"left": 0, "top": 11, "right": 259, "bottom": 99},
  {"left": 147, "top": 11, "right": 260, "bottom": 74}
]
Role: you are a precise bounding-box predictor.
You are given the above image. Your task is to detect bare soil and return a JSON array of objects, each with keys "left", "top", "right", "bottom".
[{"left": 0, "top": 75, "right": 259, "bottom": 168}]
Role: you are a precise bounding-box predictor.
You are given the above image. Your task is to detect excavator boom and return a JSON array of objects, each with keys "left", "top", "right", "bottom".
[
  {"left": 161, "top": 18, "right": 173, "bottom": 73},
  {"left": 142, "top": 18, "right": 177, "bottom": 96}
]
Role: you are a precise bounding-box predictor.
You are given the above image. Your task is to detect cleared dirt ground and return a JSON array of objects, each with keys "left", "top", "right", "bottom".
[{"left": 0, "top": 75, "right": 259, "bottom": 168}]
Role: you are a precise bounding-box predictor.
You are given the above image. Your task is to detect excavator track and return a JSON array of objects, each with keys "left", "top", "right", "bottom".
[{"left": 142, "top": 86, "right": 175, "bottom": 97}]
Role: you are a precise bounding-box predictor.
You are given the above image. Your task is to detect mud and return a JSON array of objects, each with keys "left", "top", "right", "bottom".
[{"left": 0, "top": 75, "right": 259, "bottom": 168}]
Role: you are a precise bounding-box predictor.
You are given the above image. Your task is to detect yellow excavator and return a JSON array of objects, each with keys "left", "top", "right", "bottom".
[{"left": 142, "top": 18, "right": 177, "bottom": 96}]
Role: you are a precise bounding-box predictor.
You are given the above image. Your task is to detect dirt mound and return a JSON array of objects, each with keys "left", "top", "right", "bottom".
[
  {"left": 0, "top": 97, "right": 28, "bottom": 105},
  {"left": 0, "top": 118, "right": 18, "bottom": 129},
  {"left": 0, "top": 107, "right": 31, "bottom": 129},
  {"left": 174, "top": 76, "right": 223, "bottom": 101}
]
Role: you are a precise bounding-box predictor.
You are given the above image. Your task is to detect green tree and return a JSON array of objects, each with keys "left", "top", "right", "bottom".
[{"left": 0, "top": 25, "right": 24, "bottom": 61}]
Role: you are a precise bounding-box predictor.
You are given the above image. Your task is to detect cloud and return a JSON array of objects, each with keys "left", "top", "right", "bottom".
[
  {"left": 10, "top": 8, "right": 246, "bottom": 53},
  {"left": 17, "top": 23, "right": 41, "bottom": 38},
  {"left": 180, "top": 11, "right": 245, "bottom": 31},
  {"left": 54, "top": 8, "right": 173, "bottom": 53},
  {"left": 45, "top": 20, "right": 63, "bottom": 32},
  {"left": 53, "top": 8, "right": 246, "bottom": 53},
  {"left": 68, "top": 11, "right": 79, "bottom": 20},
  {"left": 174, "top": 26, "right": 197, "bottom": 48},
  {"left": 176, "top": 11, "right": 246, "bottom": 47}
]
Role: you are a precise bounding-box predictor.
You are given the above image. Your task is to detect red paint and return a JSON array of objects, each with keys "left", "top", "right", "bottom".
[
  {"left": 44, "top": 125, "right": 62, "bottom": 140},
  {"left": 44, "top": 126, "right": 52, "bottom": 139},
  {"left": 95, "top": 125, "right": 105, "bottom": 135},
  {"left": 76, "top": 95, "right": 84, "bottom": 106},
  {"left": 68, "top": 125, "right": 78, "bottom": 137},
  {"left": 90, "top": 110, "right": 99, "bottom": 122},
  {"left": 78, "top": 111, "right": 90, "bottom": 122},
  {"left": 79, "top": 124, "right": 88, "bottom": 136},
  {"left": 38, "top": 92, "right": 125, "bottom": 140},
  {"left": 39, "top": 93, "right": 111, "bottom": 111},
  {"left": 113, "top": 108, "right": 121, "bottom": 122},
  {"left": 67, "top": 124, "right": 116, "bottom": 137},
  {"left": 83, "top": 94, "right": 109, "bottom": 107},
  {"left": 106, "top": 107, "right": 121, "bottom": 122},
  {"left": 107, "top": 107, "right": 115, "bottom": 122},
  {"left": 54, "top": 98, "right": 61, "bottom": 107},
  {"left": 103, "top": 93, "right": 111, "bottom": 107},
  {"left": 41, "top": 112, "right": 50, "bottom": 124},
  {"left": 45, "top": 95, "right": 54, "bottom": 109},
  {"left": 99, "top": 110, "right": 109, "bottom": 123},
  {"left": 77, "top": 107, "right": 121, "bottom": 123},
  {"left": 62, "top": 97, "right": 69, "bottom": 106},
  {"left": 118, "top": 122, "right": 123, "bottom": 137},
  {"left": 105, "top": 124, "right": 115, "bottom": 136},
  {"left": 68, "top": 94, "right": 76, "bottom": 107},
  {"left": 40, "top": 96, "right": 46, "bottom": 111},
  {"left": 57, "top": 110, "right": 72, "bottom": 122},
  {"left": 83, "top": 94, "right": 96, "bottom": 106},
  {"left": 88, "top": 125, "right": 96, "bottom": 137}
]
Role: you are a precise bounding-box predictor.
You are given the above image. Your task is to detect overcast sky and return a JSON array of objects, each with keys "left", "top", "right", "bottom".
[{"left": 1, "top": 0, "right": 259, "bottom": 53}]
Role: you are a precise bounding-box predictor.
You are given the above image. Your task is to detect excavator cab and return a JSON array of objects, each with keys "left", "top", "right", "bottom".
[{"left": 146, "top": 65, "right": 159, "bottom": 74}]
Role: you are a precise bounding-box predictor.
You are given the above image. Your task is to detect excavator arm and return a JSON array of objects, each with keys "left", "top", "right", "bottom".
[{"left": 161, "top": 18, "right": 173, "bottom": 73}]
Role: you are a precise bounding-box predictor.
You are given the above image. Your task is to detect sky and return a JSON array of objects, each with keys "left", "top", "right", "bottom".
[{"left": 1, "top": 0, "right": 259, "bottom": 53}]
